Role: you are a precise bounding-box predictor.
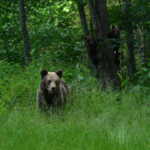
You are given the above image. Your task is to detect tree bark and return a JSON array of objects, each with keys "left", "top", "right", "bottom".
[
  {"left": 95, "top": 0, "right": 110, "bottom": 36},
  {"left": 77, "top": 0, "right": 98, "bottom": 75},
  {"left": 88, "top": 0, "right": 119, "bottom": 90},
  {"left": 18, "top": 0, "right": 31, "bottom": 65},
  {"left": 77, "top": 0, "right": 89, "bottom": 36},
  {"left": 88, "top": 0, "right": 102, "bottom": 37}
]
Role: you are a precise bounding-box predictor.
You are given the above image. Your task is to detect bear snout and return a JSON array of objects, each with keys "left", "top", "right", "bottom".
[
  {"left": 51, "top": 87, "right": 56, "bottom": 92},
  {"left": 47, "top": 86, "right": 56, "bottom": 93}
]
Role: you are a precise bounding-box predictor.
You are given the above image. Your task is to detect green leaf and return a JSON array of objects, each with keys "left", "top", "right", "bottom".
[
  {"left": 63, "top": 7, "right": 70, "bottom": 12},
  {"left": 148, "top": 72, "right": 150, "bottom": 77}
]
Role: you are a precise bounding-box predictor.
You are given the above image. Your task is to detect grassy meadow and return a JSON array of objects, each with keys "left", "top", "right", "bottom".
[{"left": 0, "top": 60, "right": 150, "bottom": 150}]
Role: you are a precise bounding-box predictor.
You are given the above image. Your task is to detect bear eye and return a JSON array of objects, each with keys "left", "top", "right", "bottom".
[
  {"left": 48, "top": 80, "right": 51, "bottom": 84},
  {"left": 55, "top": 81, "right": 57, "bottom": 84}
]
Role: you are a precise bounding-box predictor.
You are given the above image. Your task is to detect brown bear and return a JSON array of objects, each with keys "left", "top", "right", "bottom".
[
  {"left": 84, "top": 35, "right": 99, "bottom": 65},
  {"left": 107, "top": 25, "right": 121, "bottom": 69},
  {"left": 37, "top": 69, "right": 68, "bottom": 111},
  {"left": 84, "top": 25, "right": 121, "bottom": 68}
]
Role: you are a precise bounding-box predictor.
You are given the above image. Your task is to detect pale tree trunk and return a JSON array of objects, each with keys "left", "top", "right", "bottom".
[
  {"left": 88, "top": 0, "right": 119, "bottom": 90},
  {"left": 19, "top": 0, "right": 31, "bottom": 65},
  {"left": 121, "top": 1, "right": 137, "bottom": 80}
]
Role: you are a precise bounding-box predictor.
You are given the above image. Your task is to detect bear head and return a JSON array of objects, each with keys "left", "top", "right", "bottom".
[
  {"left": 84, "top": 35, "right": 95, "bottom": 45},
  {"left": 40, "top": 69, "right": 62, "bottom": 94},
  {"left": 107, "top": 25, "right": 121, "bottom": 39}
]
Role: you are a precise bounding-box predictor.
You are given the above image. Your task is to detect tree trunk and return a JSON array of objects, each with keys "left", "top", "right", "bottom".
[
  {"left": 121, "top": 1, "right": 137, "bottom": 80},
  {"left": 77, "top": 0, "right": 89, "bottom": 36},
  {"left": 88, "top": 0, "right": 119, "bottom": 90},
  {"left": 77, "top": 0, "right": 98, "bottom": 75},
  {"left": 18, "top": 0, "right": 31, "bottom": 65},
  {"left": 95, "top": 0, "right": 110, "bottom": 36},
  {"left": 88, "top": 0, "right": 102, "bottom": 37}
]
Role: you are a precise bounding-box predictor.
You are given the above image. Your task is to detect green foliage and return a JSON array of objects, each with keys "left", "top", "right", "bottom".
[
  {"left": 134, "top": 61, "right": 150, "bottom": 88},
  {"left": 0, "top": 0, "right": 85, "bottom": 66},
  {"left": 118, "top": 72, "right": 129, "bottom": 88},
  {"left": 108, "top": 4, "right": 121, "bottom": 26},
  {"left": 0, "top": 1, "right": 24, "bottom": 64}
]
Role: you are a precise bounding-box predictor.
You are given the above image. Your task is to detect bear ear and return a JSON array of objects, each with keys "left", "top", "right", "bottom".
[
  {"left": 56, "top": 69, "right": 63, "bottom": 78},
  {"left": 40, "top": 69, "right": 48, "bottom": 78},
  {"left": 112, "top": 25, "right": 115, "bottom": 30}
]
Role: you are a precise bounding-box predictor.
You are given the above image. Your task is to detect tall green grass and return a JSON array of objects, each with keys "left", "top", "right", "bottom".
[
  {"left": 0, "top": 61, "right": 150, "bottom": 150},
  {"left": 1, "top": 87, "right": 150, "bottom": 150}
]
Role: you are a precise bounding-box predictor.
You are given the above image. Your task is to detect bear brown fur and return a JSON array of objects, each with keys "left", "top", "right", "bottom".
[
  {"left": 37, "top": 69, "right": 68, "bottom": 111},
  {"left": 84, "top": 25, "right": 121, "bottom": 68},
  {"left": 107, "top": 25, "right": 121, "bottom": 69},
  {"left": 84, "top": 35, "right": 99, "bottom": 65}
]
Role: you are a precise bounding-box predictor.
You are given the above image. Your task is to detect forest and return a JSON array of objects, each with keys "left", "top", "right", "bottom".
[{"left": 0, "top": 0, "right": 150, "bottom": 149}]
